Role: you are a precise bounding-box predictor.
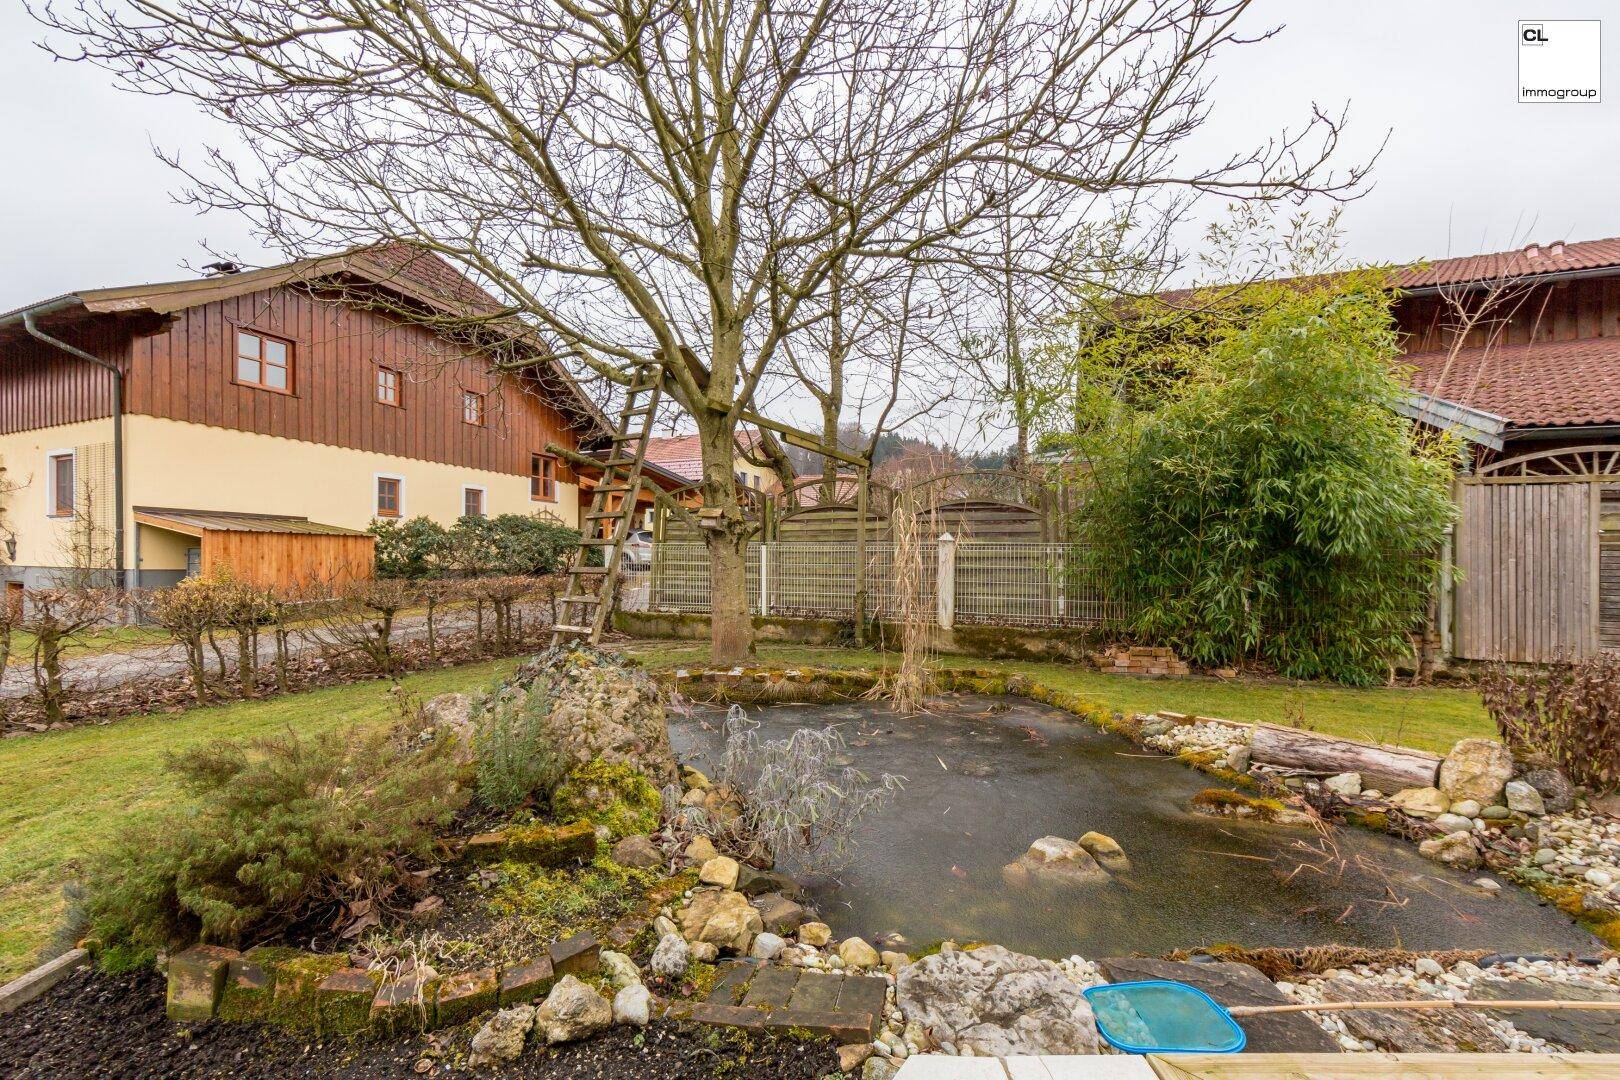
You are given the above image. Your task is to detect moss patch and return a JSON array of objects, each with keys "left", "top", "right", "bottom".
[
  {"left": 266, "top": 952, "right": 349, "bottom": 1029},
  {"left": 1189, "top": 788, "right": 1292, "bottom": 823},
  {"left": 486, "top": 853, "right": 662, "bottom": 947},
  {"left": 550, "top": 760, "right": 661, "bottom": 841}
]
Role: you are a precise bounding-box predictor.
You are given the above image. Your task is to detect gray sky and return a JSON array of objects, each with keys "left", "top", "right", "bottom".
[{"left": 3, "top": 1, "right": 1617, "bottom": 441}]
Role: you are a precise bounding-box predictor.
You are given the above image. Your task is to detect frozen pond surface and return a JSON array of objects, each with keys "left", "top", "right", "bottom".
[{"left": 668, "top": 692, "right": 1598, "bottom": 959}]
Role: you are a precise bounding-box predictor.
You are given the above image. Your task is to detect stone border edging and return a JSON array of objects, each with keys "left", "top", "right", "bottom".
[{"left": 0, "top": 948, "right": 88, "bottom": 1015}]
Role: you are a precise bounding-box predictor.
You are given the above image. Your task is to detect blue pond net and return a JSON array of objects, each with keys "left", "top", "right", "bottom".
[{"left": 1082, "top": 980, "right": 1248, "bottom": 1054}]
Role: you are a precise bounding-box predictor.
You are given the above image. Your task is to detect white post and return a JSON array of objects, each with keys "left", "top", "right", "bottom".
[
  {"left": 936, "top": 532, "right": 956, "bottom": 629},
  {"left": 758, "top": 542, "right": 769, "bottom": 616}
]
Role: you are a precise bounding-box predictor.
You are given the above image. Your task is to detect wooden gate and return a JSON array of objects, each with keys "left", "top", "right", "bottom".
[{"left": 1453, "top": 446, "right": 1620, "bottom": 662}]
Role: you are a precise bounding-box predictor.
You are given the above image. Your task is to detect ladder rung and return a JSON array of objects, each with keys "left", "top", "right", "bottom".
[
  {"left": 598, "top": 457, "right": 637, "bottom": 469},
  {"left": 553, "top": 624, "right": 592, "bottom": 635},
  {"left": 594, "top": 484, "right": 634, "bottom": 494},
  {"left": 561, "top": 595, "right": 602, "bottom": 605},
  {"left": 611, "top": 432, "right": 645, "bottom": 442},
  {"left": 570, "top": 566, "right": 609, "bottom": 575},
  {"left": 623, "top": 404, "right": 655, "bottom": 417},
  {"left": 586, "top": 510, "right": 624, "bottom": 520},
  {"left": 579, "top": 537, "right": 616, "bottom": 545}
]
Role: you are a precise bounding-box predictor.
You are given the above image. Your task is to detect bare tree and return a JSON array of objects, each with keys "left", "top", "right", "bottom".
[{"left": 39, "top": 0, "right": 1363, "bottom": 663}]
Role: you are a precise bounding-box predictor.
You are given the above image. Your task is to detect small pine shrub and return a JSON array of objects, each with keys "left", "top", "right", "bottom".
[
  {"left": 81, "top": 719, "right": 470, "bottom": 958},
  {"left": 474, "top": 688, "right": 566, "bottom": 813}
]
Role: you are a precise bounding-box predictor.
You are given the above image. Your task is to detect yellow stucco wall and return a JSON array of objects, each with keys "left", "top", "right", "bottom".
[
  {"left": 0, "top": 415, "right": 582, "bottom": 573},
  {"left": 0, "top": 417, "right": 117, "bottom": 568}
]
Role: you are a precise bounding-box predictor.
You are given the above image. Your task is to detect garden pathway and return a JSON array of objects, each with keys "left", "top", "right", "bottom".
[{"left": 0, "top": 600, "right": 553, "bottom": 701}]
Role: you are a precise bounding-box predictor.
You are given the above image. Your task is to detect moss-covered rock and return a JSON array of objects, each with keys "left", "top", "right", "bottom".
[
  {"left": 462, "top": 820, "right": 598, "bottom": 867},
  {"left": 267, "top": 952, "right": 349, "bottom": 1028},
  {"left": 551, "top": 760, "right": 662, "bottom": 841},
  {"left": 216, "top": 945, "right": 307, "bottom": 1023},
  {"left": 1189, "top": 788, "right": 1314, "bottom": 827}
]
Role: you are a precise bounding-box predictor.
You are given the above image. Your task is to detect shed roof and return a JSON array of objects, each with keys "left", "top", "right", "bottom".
[
  {"left": 1404, "top": 337, "right": 1620, "bottom": 430},
  {"left": 134, "top": 507, "right": 371, "bottom": 537}
]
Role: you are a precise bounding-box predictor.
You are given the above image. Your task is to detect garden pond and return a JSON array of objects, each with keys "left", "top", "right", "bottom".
[{"left": 668, "top": 693, "right": 1598, "bottom": 959}]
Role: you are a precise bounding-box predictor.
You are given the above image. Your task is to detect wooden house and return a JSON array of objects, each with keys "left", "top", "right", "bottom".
[{"left": 0, "top": 245, "right": 608, "bottom": 590}]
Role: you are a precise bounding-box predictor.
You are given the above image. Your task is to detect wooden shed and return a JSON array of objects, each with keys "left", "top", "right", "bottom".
[{"left": 134, "top": 506, "right": 375, "bottom": 590}]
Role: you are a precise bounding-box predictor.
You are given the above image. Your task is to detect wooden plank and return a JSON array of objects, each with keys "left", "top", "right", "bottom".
[{"left": 1145, "top": 1052, "right": 1620, "bottom": 1079}]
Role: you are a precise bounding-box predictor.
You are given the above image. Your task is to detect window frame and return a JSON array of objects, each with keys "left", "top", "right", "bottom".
[
  {"left": 530, "top": 453, "right": 558, "bottom": 502},
  {"left": 45, "top": 449, "right": 76, "bottom": 518},
  {"left": 461, "top": 389, "right": 486, "bottom": 426},
  {"left": 375, "top": 364, "right": 403, "bottom": 408},
  {"left": 231, "top": 326, "right": 296, "bottom": 395},
  {"left": 461, "top": 484, "right": 487, "bottom": 519},
  {"left": 373, "top": 473, "right": 405, "bottom": 519}
]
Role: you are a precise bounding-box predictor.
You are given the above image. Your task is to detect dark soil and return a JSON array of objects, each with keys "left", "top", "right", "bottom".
[{"left": 0, "top": 968, "right": 839, "bottom": 1079}]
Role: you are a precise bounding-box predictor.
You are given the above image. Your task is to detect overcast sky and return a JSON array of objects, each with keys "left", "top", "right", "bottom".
[{"left": 3, "top": 1, "right": 1616, "bottom": 440}]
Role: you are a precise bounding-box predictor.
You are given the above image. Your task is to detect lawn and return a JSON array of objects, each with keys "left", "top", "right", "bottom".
[
  {"left": 624, "top": 642, "right": 1492, "bottom": 755},
  {"left": 0, "top": 658, "right": 519, "bottom": 983}
]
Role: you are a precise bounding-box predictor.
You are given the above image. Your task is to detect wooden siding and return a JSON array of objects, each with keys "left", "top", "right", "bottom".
[
  {"left": 1396, "top": 277, "right": 1620, "bottom": 354},
  {"left": 199, "top": 529, "right": 374, "bottom": 590},
  {"left": 1454, "top": 480, "right": 1598, "bottom": 662},
  {"left": 1603, "top": 486, "right": 1620, "bottom": 650},
  {"left": 0, "top": 323, "right": 125, "bottom": 436},
  {"left": 123, "top": 285, "right": 583, "bottom": 480}
]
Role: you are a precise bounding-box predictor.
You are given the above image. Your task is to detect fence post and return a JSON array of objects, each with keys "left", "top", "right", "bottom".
[
  {"left": 758, "top": 542, "right": 770, "bottom": 617},
  {"left": 937, "top": 532, "right": 956, "bottom": 629}
]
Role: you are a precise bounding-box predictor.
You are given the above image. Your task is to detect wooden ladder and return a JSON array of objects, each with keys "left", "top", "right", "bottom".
[{"left": 550, "top": 365, "right": 663, "bottom": 648}]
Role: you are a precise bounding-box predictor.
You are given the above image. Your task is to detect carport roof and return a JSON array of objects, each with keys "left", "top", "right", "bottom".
[{"left": 133, "top": 507, "right": 370, "bottom": 537}]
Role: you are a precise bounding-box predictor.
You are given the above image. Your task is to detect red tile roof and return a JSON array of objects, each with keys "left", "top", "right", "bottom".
[
  {"left": 1405, "top": 337, "right": 1620, "bottom": 428},
  {"left": 1393, "top": 237, "right": 1620, "bottom": 290},
  {"left": 644, "top": 430, "right": 765, "bottom": 482}
]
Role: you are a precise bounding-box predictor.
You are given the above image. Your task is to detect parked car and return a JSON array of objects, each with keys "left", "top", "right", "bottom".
[{"left": 620, "top": 529, "right": 653, "bottom": 570}]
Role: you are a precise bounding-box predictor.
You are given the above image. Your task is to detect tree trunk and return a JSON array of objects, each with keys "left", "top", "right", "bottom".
[
  {"left": 706, "top": 526, "right": 754, "bottom": 665},
  {"left": 699, "top": 415, "right": 755, "bottom": 665}
]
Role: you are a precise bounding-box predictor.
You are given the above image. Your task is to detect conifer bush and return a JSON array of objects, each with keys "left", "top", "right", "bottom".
[{"left": 81, "top": 717, "right": 469, "bottom": 966}]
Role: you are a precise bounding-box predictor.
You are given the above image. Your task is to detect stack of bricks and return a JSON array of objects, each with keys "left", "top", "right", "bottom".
[{"left": 1096, "top": 645, "right": 1190, "bottom": 677}]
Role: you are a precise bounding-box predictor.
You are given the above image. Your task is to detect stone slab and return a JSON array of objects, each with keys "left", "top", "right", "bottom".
[
  {"left": 741, "top": 964, "right": 800, "bottom": 1009},
  {"left": 1004, "top": 1058, "right": 1159, "bottom": 1080},
  {"left": 1098, "top": 958, "right": 1340, "bottom": 1054},
  {"left": 498, "top": 956, "right": 555, "bottom": 1006},
  {"left": 549, "top": 931, "right": 600, "bottom": 977},
  {"left": 837, "top": 973, "right": 890, "bottom": 1019},
  {"left": 1139, "top": 1052, "right": 1620, "bottom": 1078},
  {"left": 1470, "top": 976, "right": 1620, "bottom": 1052},
  {"left": 786, "top": 970, "right": 845, "bottom": 1013},
  {"left": 706, "top": 960, "right": 760, "bottom": 1005},
  {"left": 761, "top": 1006, "right": 875, "bottom": 1043},
  {"left": 893, "top": 1059, "right": 1009, "bottom": 1080},
  {"left": 1321, "top": 978, "right": 1507, "bottom": 1053},
  {"left": 166, "top": 944, "right": 239, "bottom": 1022}
]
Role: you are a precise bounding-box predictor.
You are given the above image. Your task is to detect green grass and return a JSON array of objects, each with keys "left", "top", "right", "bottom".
[
  {"left": 0, "top": 658, "right": 519, "bottom": 982},
  {"left": 625, "top": 642, "right": 1491, "bottom": 755},
  {"left": 6, "top": 624, "right": 172, "bottom": 665}
]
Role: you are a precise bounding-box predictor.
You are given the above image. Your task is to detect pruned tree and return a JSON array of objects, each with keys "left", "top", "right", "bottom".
[{"left": 39, "top": 0, "right": 1364, "bottom": 663}]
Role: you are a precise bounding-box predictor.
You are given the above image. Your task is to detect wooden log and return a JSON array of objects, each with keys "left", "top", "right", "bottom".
[{"left": 1248, "top": 723, "right": 1441, "bottom": 793}]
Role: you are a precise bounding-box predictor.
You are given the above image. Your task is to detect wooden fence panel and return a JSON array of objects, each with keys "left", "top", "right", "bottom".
[{"left": 1454, "top": 481, "right": 1597, "bottom": 662}]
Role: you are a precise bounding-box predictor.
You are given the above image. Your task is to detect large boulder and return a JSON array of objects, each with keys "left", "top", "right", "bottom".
[
  {"left": 895, "top": 945, "right": 1098, "bottom": 1056},
  {"left": 1418, "top": 831, "right": 1483, "bottom": 871},
  {"left": 535, "top": 975, "right": 613, "bottom": 1045},
  {"left": 1438, "top": 739, "right": 1513, "bottom": 806},
  {"left": 1389, "top": 787, "right": 1449, "bottom": 819},
  {"left": 480, "top": 649, "right": 678, "bottom": 788},
  {"left": 467, "top": 1004, "right": 535, "bottom": 1066},
  {"left": 677, "top": 889, "right": 762, "bottom": 955},
  {"left": 1002, "top": 837, "right": 1109, "bottom": 887},
  {"left": 650, "top": 932, "right": 690, "bottom": 978},
  {"left": 1522, "top": 765, "right": 1575, "bottom": 815}
]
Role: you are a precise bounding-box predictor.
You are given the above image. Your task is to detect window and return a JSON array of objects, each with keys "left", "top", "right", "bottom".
[
  {"left": 375, "top": 474, "right": 403, "bottom": 518},
  {"left": 375, "top": 365, "right": 402, "bottom": 407},
  {"left": 462, "top": 485, "right": 486, "bottom": 518},
  {"left": 234, "top": 329, "right": 293, "bottom": 393},
  {"left": 530, "top": 453, "right": 557, "bottom": 501},
  {"left": 462, "top": 390, "right": 485, "bottom": 426},
  {"left": 47, "top": 450, "right": 75, "bottom": 517}
]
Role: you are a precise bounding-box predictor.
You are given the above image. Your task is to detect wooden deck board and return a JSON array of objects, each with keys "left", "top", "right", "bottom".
[{"left": 1145, "top": 1053, "right": 1620, "bottom": 1079}]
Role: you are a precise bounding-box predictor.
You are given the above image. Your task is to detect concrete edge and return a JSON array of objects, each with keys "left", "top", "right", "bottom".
[{"left": 0, "top": 948, "right": 88, "bottom": 1015}]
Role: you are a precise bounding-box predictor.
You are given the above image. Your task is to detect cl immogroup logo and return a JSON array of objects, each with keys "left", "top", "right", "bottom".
[{"left": 1518, "top": 20, "right": 1601, "bottom": 102}]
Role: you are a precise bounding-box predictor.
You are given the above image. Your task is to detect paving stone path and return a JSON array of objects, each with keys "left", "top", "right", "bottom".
[{"left": 658, "top": 959, "right": 886, "bottom": 1043}]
